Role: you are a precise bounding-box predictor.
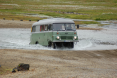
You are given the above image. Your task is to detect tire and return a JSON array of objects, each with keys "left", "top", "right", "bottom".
[
  {"left": 71, "top": 42, "right": 74, "bottom": 48},
  {"left": 52, "top": 42, "right": 56, "bottom": 49},
  {"left": 35, "top": 41, "right": 39, "bottom": 44},
  {"left": 48, "top": 41, "right": 52, "bottom": 47}
]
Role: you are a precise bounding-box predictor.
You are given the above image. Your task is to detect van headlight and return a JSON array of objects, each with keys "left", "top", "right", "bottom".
[
  {"left": 74, "top": 36, "right": 77, "bottom": 40},
  {"left": 57, "top": 36, "right": 60, "bottom": 39}
]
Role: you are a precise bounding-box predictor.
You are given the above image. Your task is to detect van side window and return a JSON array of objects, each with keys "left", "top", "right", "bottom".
[
  {"left": 40, "top": 25, "right": 45, "bottom": 31},
  {"left": 48, "top": 24, "right": 52, "bottom": 31},
  {"left": 45, "top": 25, "right": 48, "bottom": 31},
  {"left": 32, "top": 26, "right": 36, "bottom": 32}
]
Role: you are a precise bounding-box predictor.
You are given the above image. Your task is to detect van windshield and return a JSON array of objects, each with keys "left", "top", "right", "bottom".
[{"left": 53, "top": 23, "right": 76, "bottom": 31}]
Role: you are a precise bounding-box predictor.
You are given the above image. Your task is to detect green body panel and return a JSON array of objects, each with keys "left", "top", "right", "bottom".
[
  {"left": 52, "top": 31, "right": 78, "bottom": 41},
  {"left": 30, "top": 31, "right": 78, "bottom": 46},
  {"left": 30, "top": 32, "right": 53, "bottom": 46}
]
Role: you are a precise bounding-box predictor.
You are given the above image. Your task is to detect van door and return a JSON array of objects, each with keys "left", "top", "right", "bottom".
[
  {"left": 44, "top": 24, "right": 53, "bottom": 46},
  {"left": 39, "top": 25, "right": 45, "bottom": 45}
]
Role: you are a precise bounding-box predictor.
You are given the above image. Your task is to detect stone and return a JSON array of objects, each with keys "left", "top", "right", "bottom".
[
  {"left": 12, "top": 63, "right": 30, "bottom": 73},
  {"left": 17, "top": 63, "right": 30, "bottom": 71},
  {"left": 12, "top": 68, "right": 17, "bottom": 73}
]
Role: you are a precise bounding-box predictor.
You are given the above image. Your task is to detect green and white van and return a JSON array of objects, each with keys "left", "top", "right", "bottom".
[{"left": 30, "top": 18, "right": 78, "bottom": 49}]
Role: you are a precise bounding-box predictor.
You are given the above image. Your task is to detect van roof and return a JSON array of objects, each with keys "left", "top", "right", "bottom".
[{"left": 32, "top": 18, "right": 74, "bottom": 26}]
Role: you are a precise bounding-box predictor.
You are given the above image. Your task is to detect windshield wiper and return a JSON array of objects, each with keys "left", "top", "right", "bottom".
[
  {"left": 56, "top": 29, "right": 65, "bottom": 31},
  {"left": 66, "top": 29, "right": 72, "bottom": 30},
  {"left": 66, "top": 29, "right": 76, "bottom": 31}
]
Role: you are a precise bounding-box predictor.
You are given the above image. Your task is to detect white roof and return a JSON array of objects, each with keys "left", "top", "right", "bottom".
[{"left": 32, "top": 18, "right": 74, "bottom": 26}]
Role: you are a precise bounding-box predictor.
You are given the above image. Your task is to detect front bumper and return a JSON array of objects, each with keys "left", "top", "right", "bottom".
[{"left": 53, "top": 40, "right": 79, "bottom": 42}]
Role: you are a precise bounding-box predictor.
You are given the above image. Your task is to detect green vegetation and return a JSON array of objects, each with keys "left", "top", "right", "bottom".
[
  {"left": 0, "top": 0, "right": 117, "bottom": 23},
  {"left": 74, "top": 21, "right": 99, "bottom": 25},
  {"left": 0, "top": 66, "right": 12, "bottom": 75}
]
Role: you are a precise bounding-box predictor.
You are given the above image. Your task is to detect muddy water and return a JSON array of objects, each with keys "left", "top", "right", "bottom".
[{"left": 0, "top": 27, "right": 117, "bottom": 50}]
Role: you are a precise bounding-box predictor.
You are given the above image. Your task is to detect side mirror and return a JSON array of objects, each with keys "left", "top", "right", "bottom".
[{"left": 77, "top": 24, "right": 79, "bottom": 29}]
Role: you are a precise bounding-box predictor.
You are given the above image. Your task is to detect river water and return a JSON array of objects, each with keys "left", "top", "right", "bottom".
[{"left": 0, "top": 21, "right": 117, "bottom": 50}]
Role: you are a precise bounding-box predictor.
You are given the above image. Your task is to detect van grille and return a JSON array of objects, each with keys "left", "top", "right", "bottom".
[{"left": 61, "top": 36, "right": 73, "bottom": 40}]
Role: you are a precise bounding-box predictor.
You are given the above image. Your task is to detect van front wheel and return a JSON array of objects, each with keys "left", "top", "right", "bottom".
[
  {"left": 52, "top": 42, "right": 56, "bottom": 49},
  {"left": 70, "top": 42, "right": 74, "bottom": 48},
  {"left": 48, "top": 41, "right": 52, "bottom": 47}
]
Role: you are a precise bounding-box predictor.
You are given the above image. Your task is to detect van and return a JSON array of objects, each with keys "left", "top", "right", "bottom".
[{"left": 30, "top": 18, "right": 78, "bottom": 49}]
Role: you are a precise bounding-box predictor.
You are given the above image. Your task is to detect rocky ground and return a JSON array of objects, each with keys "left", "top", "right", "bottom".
[
  {"left": 0, "top": 19, "right": 117, "bottom": 78},
  {"left": 0, "top": 49, "right": 117, "bottom": 78}
]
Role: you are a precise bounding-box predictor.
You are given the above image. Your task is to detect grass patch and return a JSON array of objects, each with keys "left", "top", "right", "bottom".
[
  {"left": 94, "top": 14, "right": 117, "bottom": 20},
  {"left": 0, "top": 66, "right": 12, "bottom": 75},
  {"left": 98, "top": 24, "right": 110, "bottom": 26},
  {"left": 65, "top": 14, "right": 91, "bottom": 19},
  {"left": 74, "top": 21, "right": 99, "bottom": 25},
  {"left": 0, "top": 13, "right": 43, "bottom": 21},
  {"left": 41, "top": 12, "right": 63, "bottom": 17},
  {"left": 0, "top": 0, "right": 117, "bottom": 20}
]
